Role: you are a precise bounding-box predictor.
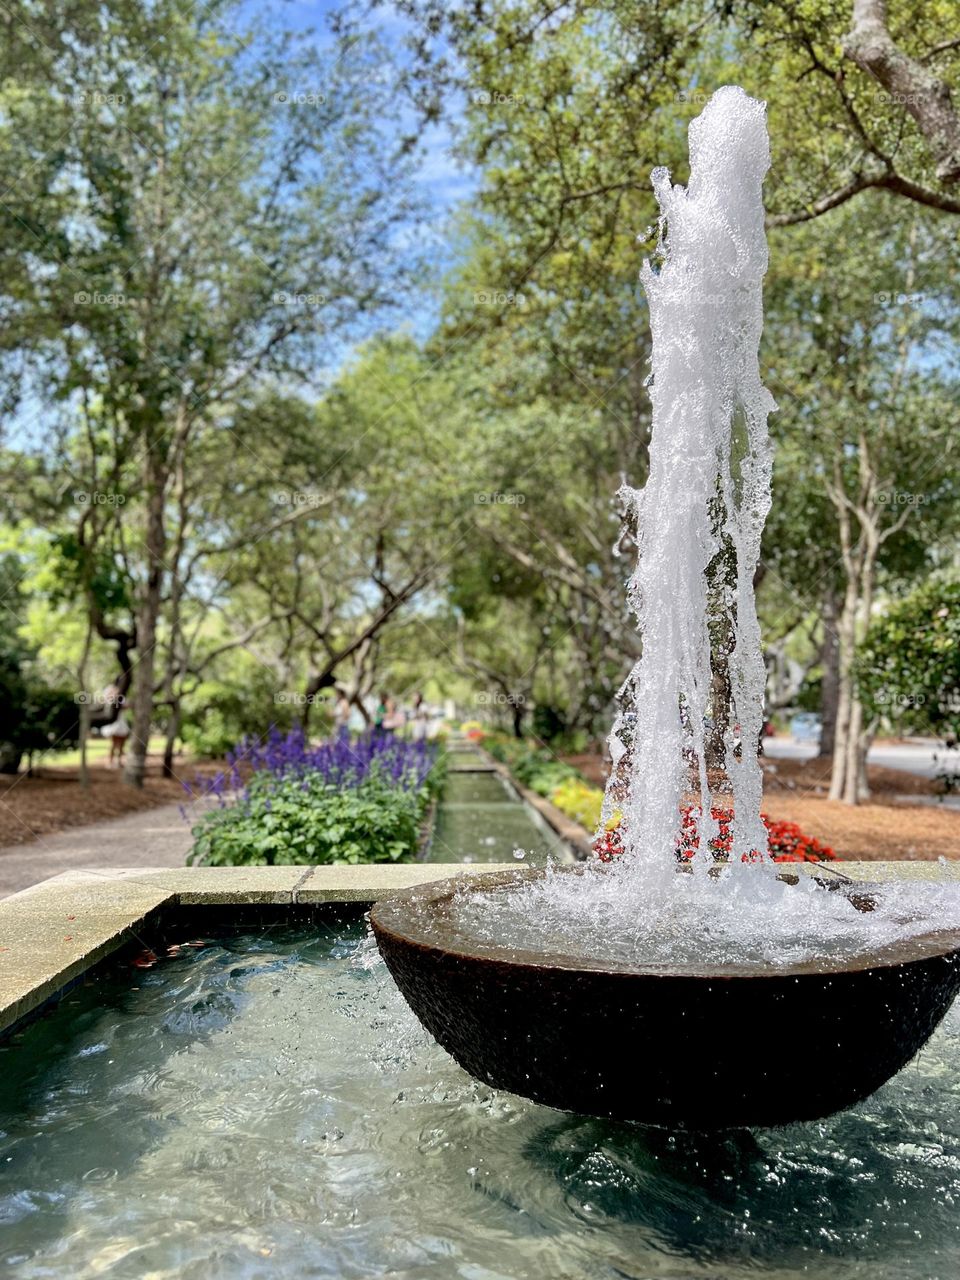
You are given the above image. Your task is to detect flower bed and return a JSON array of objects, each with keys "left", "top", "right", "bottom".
[
  {"left": 186, "top": 727, "right": 443, "bottom": 867},
  {"left": 595, "top": 805, "right": 836, "bottom": 864},
  {"left": 480, "top": 732, "right": 835, "bottom": 864}
]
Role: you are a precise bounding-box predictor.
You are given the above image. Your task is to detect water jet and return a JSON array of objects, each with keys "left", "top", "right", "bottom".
[{"left": 372, "top": 87, "right": 960, "bottom": 1127}]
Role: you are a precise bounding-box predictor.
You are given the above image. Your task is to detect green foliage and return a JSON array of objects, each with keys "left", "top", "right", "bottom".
[
  {"left": 485, "top": 733, "right": 578, "bottom": 795},
  {"left": 0, "top": 652, "right": 79, "bottom": 769},
  {"left": 180, "top": 709, "right": 252, "bottom": 762},
  {"left": 856, "top": 579, "right": 960, "bottom": 739},
  {"left": 0, "top": 556, "right": 79, "bottom": 770},
  {"left": 189, "top": 772, "right": 429, "bottom": 867},
  {"left": 794, "top": 675, "right": 823, "bottom": 715},
  {"left": 180, "top": 670, "right": 299, "bottom": 760},
  {"left": 531, "top": 703, "right": 567, "bottom": 744}
]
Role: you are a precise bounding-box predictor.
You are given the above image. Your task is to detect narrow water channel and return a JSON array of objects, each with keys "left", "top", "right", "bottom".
[{"left": 425, "top": 749, "right": 572, "bottom": 865}]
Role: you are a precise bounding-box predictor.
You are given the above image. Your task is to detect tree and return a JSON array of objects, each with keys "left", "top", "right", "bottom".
[
  {"left": 763, "top": 199, "right": 960, "bottom": 801},
  {"left": 396, "top": 0, "right": 960, "bottom": 759},
  {"left": 0, "top": 556, "right": 78, "bottom": 773},
  {"left": 0, "top": 0, "right": 412, "bottom": 784},
  {"left": 856, "top": 577, "right": 960, "bottom": 745},
  {"left": 396, "top": 0, "right": 960, "bottom": 228}
]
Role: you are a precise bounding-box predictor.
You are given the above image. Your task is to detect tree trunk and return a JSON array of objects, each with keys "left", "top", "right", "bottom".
[
  {"left": 848, "top": 567, "right": 877, "bottom": 803},
  {"left": 818, "top": 588, "right": 840, "bottom": 759},
  {"left": 77, "top": 620, "right": 93, "bottom": 791},
  {"left": 301, "top": 670, "right": 336, "bottom": 729},
  {"left": 162, "top": 701, "right": 181, "bottom": 778},
  {"left": 124, "top": 461, "right": 166, "bottom": 788},
  {"left": 828, "top": 577, "right": 859, "bottom": 802},
  {"left": 511, "top": 700, "right": 526, "bottom": 738},
  {"left": 829, "top": 542, "right": 877, "bottom": 803},
  {"left": 706, "top": 657, "right": 732, "bottom": 770},
  {"left": 78, "top": 699, "right": 91, "bottom": 790}
]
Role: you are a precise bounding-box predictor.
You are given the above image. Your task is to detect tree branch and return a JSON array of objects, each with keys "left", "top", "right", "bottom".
[{"left": 843, "top": 0, "right": 960, "bottom": 183}]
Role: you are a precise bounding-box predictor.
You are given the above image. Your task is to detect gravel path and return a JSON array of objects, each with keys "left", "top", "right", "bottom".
[{"left": 0, "top": 801, "right": 200, "bottom": 898}]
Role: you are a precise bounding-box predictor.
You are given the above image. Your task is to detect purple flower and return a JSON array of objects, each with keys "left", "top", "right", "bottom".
[{"left": 181, "top": 725, "right": 437, "bottom": 811}]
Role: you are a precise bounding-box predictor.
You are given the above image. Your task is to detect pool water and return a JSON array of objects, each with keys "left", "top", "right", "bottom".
[
  {"left": 440, "top": 772, "right": 517, "bottom": 806},
  {"left": 3, "top": 918, "right": 960, "bottom": 1279},
  {"left": 428, "top": 769, "right": 569, "bottom": 864}
]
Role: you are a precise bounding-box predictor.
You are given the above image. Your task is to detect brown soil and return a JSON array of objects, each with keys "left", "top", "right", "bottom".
[
  {"left": 561, "top": 750, "right": 960, "bottom": 861},
  {"left": 0, "top": 759, "right": 222, "bottom": 847}
]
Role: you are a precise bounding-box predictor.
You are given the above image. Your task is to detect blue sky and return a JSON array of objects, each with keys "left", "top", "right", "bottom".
[
  {"left": 8, "top": 0, "right": 476, "bottom": 450},
  {"left": 243, "top": 0, "right": 478, "bottom": 305}
]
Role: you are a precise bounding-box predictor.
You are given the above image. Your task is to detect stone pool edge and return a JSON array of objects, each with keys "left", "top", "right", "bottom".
[
  {"left": 0, "top": 863, "right": 518, "bottom": 1038},
  {"left": 3, "top": 860, "right": 959, "bottom": 1040}
]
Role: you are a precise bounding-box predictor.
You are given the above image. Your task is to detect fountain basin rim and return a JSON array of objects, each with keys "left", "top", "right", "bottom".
[{"left": 370, "top": 865, "right": 960, "bottom": 980}]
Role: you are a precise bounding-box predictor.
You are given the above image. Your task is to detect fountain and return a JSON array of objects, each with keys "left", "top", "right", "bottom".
[{"left": 372, "top": 87, "right": 960, "bottom": 1128}]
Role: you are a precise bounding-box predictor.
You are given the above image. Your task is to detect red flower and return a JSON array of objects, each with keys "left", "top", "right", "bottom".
[{"left": 592, "top": 806, "right": 836, "bottom": 864}]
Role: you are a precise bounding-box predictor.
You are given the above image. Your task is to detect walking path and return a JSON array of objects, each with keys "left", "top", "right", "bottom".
[{"left": 0, "top": 802, "right": 197, "bottom": 898}]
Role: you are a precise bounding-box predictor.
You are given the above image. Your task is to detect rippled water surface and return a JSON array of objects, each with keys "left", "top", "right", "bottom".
[{"left": 2, "top": 918, "right": 960, "bottom": 1279}]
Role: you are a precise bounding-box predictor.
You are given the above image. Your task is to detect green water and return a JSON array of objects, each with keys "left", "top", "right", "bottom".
[
  {"left": 441, "top": 772, "right": 516, "bottom": 805},
  {"left": 446, "top": 748, "right": 489, "bottom": 771},
  {"left": 427, "top": 769, "right": 568, "bottom": 864},
  {"left": 3, "top": 920, "right": 960, "bottom": 1279}
]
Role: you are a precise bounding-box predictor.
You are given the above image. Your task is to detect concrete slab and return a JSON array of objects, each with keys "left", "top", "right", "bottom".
[
  {"left": 143, "top": 865, "right": 311, "bottom": 904},
  {"left": 0, "top": 871, "right": 173, "bottom": 1034},
  {"left": 296, "top": 862, "right": 516, "bottom": 902},
  {"left": 808, "top": 860, "right": 960, "bottom": 882}
]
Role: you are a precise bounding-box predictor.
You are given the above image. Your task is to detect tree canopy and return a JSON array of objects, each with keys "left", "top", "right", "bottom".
[{"left": 1, "top": 0, "right": 958, "bottom": 798}]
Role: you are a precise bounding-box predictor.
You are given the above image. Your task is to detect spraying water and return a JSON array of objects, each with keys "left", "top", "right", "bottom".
[
  {"left": 447, "top": 86, "right": 960, "bottom": 968},
  {"left": 603, "top": 84, "right": 774, "bottom": 877}
]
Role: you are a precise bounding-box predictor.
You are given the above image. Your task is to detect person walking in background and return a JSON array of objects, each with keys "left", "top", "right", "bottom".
[
  {"left": 374, "top": 692, "right": 388, "bottom": 731},
  {"left": 381, "top": 695, "right": 404, "bottom": 733},
  {"left": 101, "top": 697, "right": 131, "bottom": 769}
]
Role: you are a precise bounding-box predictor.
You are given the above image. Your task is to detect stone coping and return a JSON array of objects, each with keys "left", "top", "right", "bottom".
[
  {"left": 2, "top": 860, "right": 959, "bottom": 1041},
  {"left": 0, "top": 863, "right": 516, "bottom": 1039}
]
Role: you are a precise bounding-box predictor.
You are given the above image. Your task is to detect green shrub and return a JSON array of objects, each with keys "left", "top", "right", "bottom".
[
  {"left": 484, "top": 732, "right": 579, "bottom": 795},
  {"left": 180, "top": 670, "right": 298, "bottom": 759},
  {"left": 190, "top": 771, "right": 427, "bottom": 867}
]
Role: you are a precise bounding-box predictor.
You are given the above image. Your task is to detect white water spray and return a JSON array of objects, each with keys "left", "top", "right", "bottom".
[
  {"left": 449, "top": 86, "right": 960, "bottom": 967},
  {"left": 604, "top": 84, "right": 775, "bottom": 876}
]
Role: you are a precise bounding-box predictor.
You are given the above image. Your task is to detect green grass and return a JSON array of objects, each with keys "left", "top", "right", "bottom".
[{"left": 39, "top": 735, "right": 190, "bottom": 769}]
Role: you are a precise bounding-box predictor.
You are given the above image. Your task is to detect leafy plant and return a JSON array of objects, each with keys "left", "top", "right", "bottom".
[
  {"left": 549, "top": 777, "right": 604, "bottom": 831},
  {"left": 190, "top": 772, "right": 427, "bottom": 867},
  {"left": 187, "top": 727, "right": 443, "bottom": 866},
  {"left": 856, "top": 578, "right": 960, "bottom": 741},
  {"left": 0, "top": 556, "right": 79, "bottom": 772},
  {"left": 484, "top": 733, "right": 578, "bottom": 794}
]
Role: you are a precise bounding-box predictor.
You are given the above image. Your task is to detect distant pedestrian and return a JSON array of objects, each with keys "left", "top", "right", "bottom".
[
  {"left": 102, "top": 703, "right": 131, "bottom": 768},
  {"left": 374, "top": 692, "right": 389, "bottom": 731},
  {"left": 382, "top": 696, "right": 405, "bottom": 733}
]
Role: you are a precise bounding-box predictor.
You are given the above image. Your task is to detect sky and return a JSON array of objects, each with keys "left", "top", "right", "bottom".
[
  {"left": 8, "top": 0, "right": 476, "bottom": 450},
  {"left": 240, "top": 0, "right": 478, "bottom": 332}
]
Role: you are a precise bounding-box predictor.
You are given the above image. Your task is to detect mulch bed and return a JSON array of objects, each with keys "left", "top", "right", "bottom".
[
  {"left": 0, "top": 759, "right": 221, "bottom": 848},
  {"left": 561, "top": 748, "right": 960, "bottom": 862}
]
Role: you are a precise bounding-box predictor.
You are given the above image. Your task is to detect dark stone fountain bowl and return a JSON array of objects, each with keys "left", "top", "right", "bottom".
[{"left": 370, "top": 867, "right": 960, "bottom": 1129}]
